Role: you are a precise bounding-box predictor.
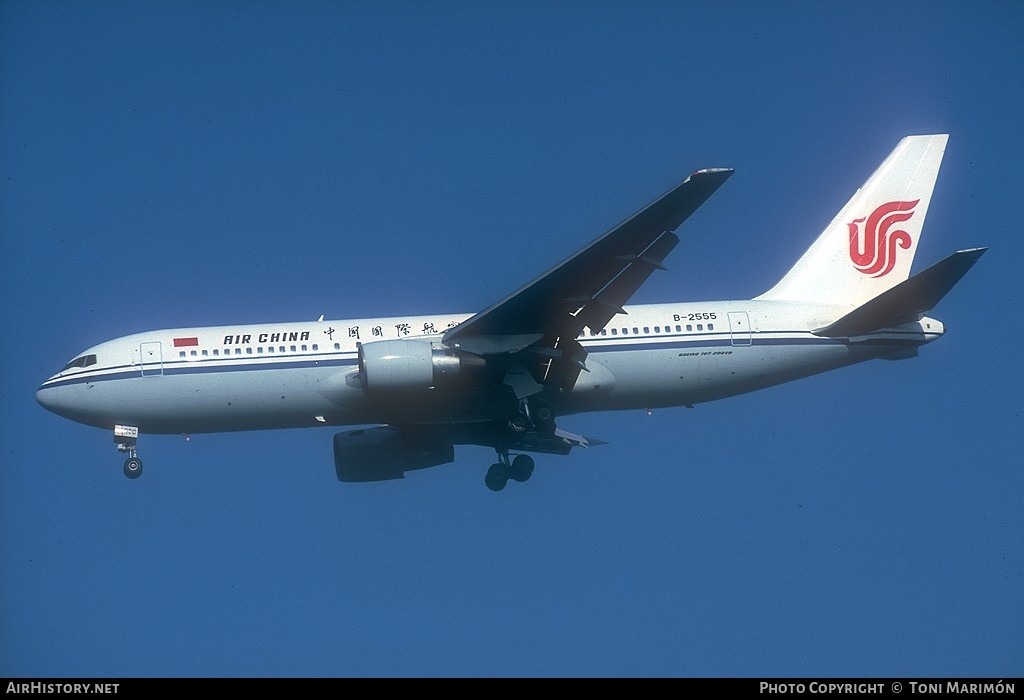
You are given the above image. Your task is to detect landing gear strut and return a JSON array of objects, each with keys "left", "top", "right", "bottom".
[
  {"left": 486, "top": 397, "right": 553, "bottom": 490},
  {"left": 485, "top": 451, "right": 535, "bottom": 492},
  {"left": 114, "top": 424, "right": 143, "bottom": 479}
]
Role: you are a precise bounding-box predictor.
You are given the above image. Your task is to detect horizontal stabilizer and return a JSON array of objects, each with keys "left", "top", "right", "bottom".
[{"left": 814, "top": 247, "right": 987, "bottom": 337}]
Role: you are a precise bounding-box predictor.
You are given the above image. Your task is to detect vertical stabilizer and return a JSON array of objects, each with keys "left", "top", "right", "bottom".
[{"left": 756, "top": 134, "right": 948, "bottom": 307}]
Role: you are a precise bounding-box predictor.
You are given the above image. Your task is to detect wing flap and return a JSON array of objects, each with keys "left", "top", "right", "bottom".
[
  {"left": 574, "top": 230, "right": 680, "bottom": 332},
  {"left": 509, "top": 426, "right": 608, "bottom": 455}
]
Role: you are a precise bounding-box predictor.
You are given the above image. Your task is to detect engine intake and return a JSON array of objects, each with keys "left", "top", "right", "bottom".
[{"left": 357, "top": 339, "right": 484, "bottom": 393}]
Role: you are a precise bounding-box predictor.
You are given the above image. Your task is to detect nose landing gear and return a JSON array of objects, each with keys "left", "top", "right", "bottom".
[
  {"left": 114, "top": 424, "right": 143, "bottom": 479},
  {"left": 123, "top": 456, "right": 143, "bottom": 479}
]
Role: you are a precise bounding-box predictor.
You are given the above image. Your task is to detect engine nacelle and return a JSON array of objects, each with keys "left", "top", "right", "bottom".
[
  {"left": 357, "top": 339, "right": 483, "bottom": 393},
  {"left": 333, "top": 427, "right": 455, "bottom": 482}
]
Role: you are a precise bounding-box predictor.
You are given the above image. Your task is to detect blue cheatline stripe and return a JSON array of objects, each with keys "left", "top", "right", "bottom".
[
  {"left": 581, "top": 330, "right": 934, "bottom": 353},
  {"left": 40, "top": 329, "right": 936, "bottom": 390},
  {"left": 39, "top": 355, "right": 360, "bottom": 389}
]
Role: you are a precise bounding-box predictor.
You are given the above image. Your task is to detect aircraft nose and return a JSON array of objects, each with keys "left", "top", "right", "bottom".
[
  {"left": 36, "top": 383, "right": 61, "bottom": 414},
  {"left": 36, "top": 380, "right": 81, "bottom": 419},
  {"left": 36, "top": 381, "right": 90, "bottom": 426}
]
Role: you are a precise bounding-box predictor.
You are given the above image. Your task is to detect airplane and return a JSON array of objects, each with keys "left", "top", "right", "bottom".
[{"left": 36, "top": 134, "right": 986, "bottom": 491}]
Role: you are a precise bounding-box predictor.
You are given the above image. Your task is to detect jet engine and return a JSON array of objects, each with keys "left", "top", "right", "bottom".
[
  {"left": 357, "top": 339, "right": 484, "bottom": 393},
  {"left": 333, "top": 426, "right": 455, "bottom": 482}
]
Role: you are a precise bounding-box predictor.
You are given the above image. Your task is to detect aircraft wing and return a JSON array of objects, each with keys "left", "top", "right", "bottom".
[{"left": 442, "top": 168, "right": 733, "bottom": 364}]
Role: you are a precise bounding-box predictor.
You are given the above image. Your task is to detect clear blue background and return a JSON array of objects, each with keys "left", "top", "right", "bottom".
[{"left": 2, "top": 1, "right": 1021, "bottom": 678}]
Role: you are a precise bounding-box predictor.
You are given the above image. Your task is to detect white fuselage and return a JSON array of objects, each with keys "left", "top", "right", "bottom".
[{"left": 36, "top": 299, "right": 944, "bottom": 435}]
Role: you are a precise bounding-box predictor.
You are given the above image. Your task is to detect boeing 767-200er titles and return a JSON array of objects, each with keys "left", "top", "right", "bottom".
[{"left": 37, "top": 135, "right": 986, "bottom": 490}]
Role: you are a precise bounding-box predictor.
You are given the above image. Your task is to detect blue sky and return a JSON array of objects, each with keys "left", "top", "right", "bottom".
[{"left": 2, "top": 1, "right": 1021, "bottom": 678}]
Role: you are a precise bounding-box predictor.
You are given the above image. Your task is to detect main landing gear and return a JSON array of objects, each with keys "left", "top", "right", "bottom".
[
  {"left": 114, "top": 424, "right": 143, "bottom": 479},
  {"left": 483, "top": 399, "right": 550, "bottom": 491},
  {"left": 485, "top": 452, "right": 535, "bottom": 492}
]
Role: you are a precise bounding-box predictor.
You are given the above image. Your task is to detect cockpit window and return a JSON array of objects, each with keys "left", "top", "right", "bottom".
[{"left": 61, "top": 354, "right": 97, "bottom": 371}]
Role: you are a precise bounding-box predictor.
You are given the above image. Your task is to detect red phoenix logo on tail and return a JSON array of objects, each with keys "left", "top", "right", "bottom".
[{"left": 848, "top": 200, "right": 919, "bottom": 277}]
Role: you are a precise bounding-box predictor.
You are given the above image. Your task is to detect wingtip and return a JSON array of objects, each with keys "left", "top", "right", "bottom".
[
  {"left": 953, "top": 247, "right": 989, "bottom": 262},
  {"left": 692, "top": 167, "right": 734, "bottom": 176},
  {"left": 686, "top": 167, "right": 735, "bottom": 186}
]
